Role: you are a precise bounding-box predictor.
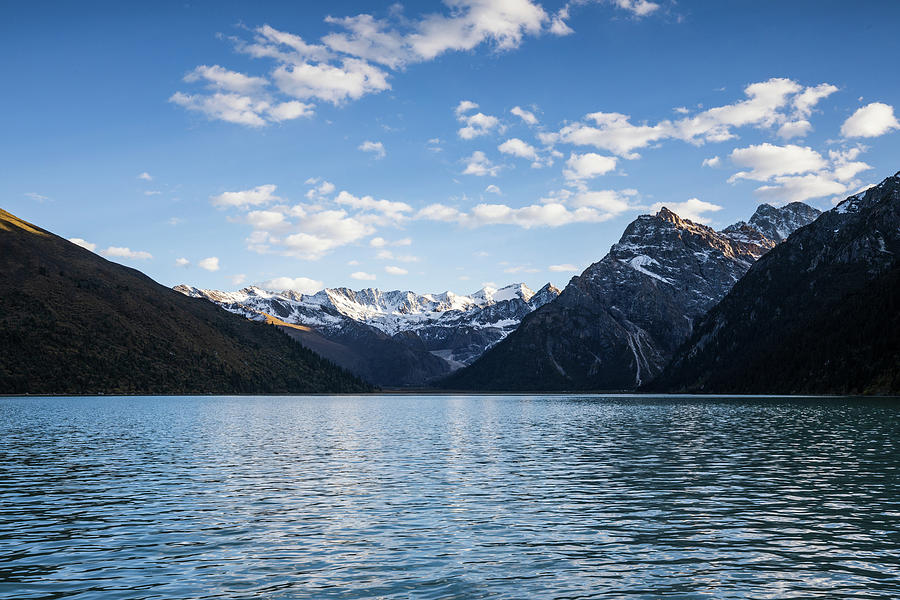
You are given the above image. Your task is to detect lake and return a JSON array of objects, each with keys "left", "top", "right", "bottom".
[{"left": 1, "top": 395, "right": 899, "bottom": 599}]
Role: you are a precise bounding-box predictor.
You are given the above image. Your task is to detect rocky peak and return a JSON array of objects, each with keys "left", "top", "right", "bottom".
[
  {"left": 746, "top": 202, "right": 822, "bottom": 242},
  {"left": 528, "top": 283, "right": 561, "bottom": 308}
]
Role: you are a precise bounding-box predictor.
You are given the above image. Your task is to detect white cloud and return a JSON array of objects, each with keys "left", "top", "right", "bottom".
[
  {"left": 351, "top": 271, "right": 377, "bottom": 281},
  {"left": 776, "top": 120, "right": 812, "bottom": 139},
  {"left": 701, "top": 156, "right": 721, "bottom": 168},
  {"left": 305, "top": 179, "right": 336, "bottom": 199},
  {"left": 792, "top": 83, "right": 838, "bottom": 118},
  {"left": 549, "top": 263, "right": 580, "bottom": 272},
  {"left": 728, "top": 143, "right": 826, "bottom": 182},
  {"left": 271, "top": 58, "right": 390, "bottom": 105},
  {"left": 840, "top": 102, "right": 900, "bottom": 138},
  {"left": 24, "top": 192, "right": 50, "bottom": 202},
  {"left": 229, "top": 274, "right": 247, "bottom": 286},
  {"left": 417, "top": 201, "right": 623, "bottom": 229},
  {"left": 358, "top": 140, "right": 386, "bottom": 158},
  {"left": 175, "top": 257, "right": 190, "bottom": 267},
  {"left": 730, "top": 143, "right": 872, "bottom": 204},
  {"left": 268, "top": 100, "right": 315, "bottom": 121},
  {"left": 173, "top": 3, "right": 554, "bottom": 127},
  {"left": 197, "top": 257, "right": 220, "bottom": 272},
  {"left": 212, "top": 184, "right": 280, "bottom": 208},
  {"left": 567, "top": 189, "right": 635, "bottom": 213},
  {"left": 549, "top": 5, "right": 574, "bottom": 35},
  {"left": 137, "top": 172, "right": 153, "bottom": 181},
  {"left": 612, "top": 0, "right": 661, "bottom": 17},
  {"left": 260, "top": 276, "right": 324, "bottom": 294},
  {"left": 455, "top": 100, "right": 479, "bottom": 116},
  {"left": 511, "top": 105, "right": 538, "bottom": 125},
  {"left": 557, "top": 111, "right": 670, "bottom": 159},
  {"left": 278, "top": 210, "right": 373, "bottom": 259},
  {"left": 756, "top": 174, "right": 849, "bottom": 204},
  {"left": 335, "top": 190, "right": 412, "bottom": 222},
  {"left": 458, "top": 111, "right": 501, "bottom": 139},
  {"left": 370, "top": 236, "right": 411, "bottom": 247},
  {"left": 463, "top": 151, "right": 500, "bottom": 176},
  {"left": 408, "top": 0, "right": 547, "bottom": 61},
  {"left": 384, "top": 265, "right": 408, "bottom": 275},
  {"left": 485, "top": 184, "right": 502, "bottom": 194},
  {"left": 101, "top": 247, "right": 153, "bottom": 260},
  {"left": 170, "top": 91, "right": 271, "bottom": 127},
  {"left": 563, "top": 152, "right": 617, "bottom": 180},
  {"left": 185, "top": 64, "right": 268, "bottom": 94},
  {"left": 829, "top": 147, "right": 872, "bottom": 181},
  {"left": 243, "top": 210, "right": 287, "bottom": 230},
  {"left": 321, "top": 14, "right": 411, "bottom": 69},
  {"left": 144, "top": 190, "right": 162, "bottom": 196},
  {"left": 68, "top": 238, "right": 96, "bottom": 251},
  {"left": 555, "top": 78, "right": 835, "bottom": 159},
  {"left": 649, "top": 198, "right": 723, "bottom": 224},
  {"left": 498, "top": 138, "right": 538, "bottom": 161}
]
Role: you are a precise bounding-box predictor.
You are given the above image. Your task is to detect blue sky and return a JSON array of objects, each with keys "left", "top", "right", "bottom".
[{"left": 2, "top": 0, "right": 898, "bottom": 294}]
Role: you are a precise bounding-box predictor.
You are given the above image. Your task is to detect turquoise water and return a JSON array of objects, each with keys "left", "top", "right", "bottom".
[{"left": 1, "top": 395, "right": 899, "bottom": 599}]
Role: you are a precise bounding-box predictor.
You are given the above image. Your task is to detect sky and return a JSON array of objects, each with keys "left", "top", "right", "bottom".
[{"left": 2, "top": 0, "right": 899, "bottom": 295}]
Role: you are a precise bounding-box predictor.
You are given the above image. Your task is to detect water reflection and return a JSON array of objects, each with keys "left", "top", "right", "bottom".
[{"left": 0, "top": 395, "right": 898, "bottom": 599}]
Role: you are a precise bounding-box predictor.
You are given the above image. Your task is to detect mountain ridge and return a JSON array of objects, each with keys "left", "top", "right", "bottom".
[
  {"left": 175, "top": 281, "right": 560, "bottom": 386},
  {"left": 648, "top": 173, "right": 900, "bottom": 394},
  {"left": 0, "top": 208, "right": 371, "bottom": 394},
  {"left": 440, "top": 201, "right": 821, "bottom": 391}
]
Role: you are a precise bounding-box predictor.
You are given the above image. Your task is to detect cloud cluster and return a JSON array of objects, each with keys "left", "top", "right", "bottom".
[
  {"left": 726, "top": 142, "right": 872, "bottom": 203},
  {"left": 544, "top": 78, "right": 838, "bottom": 159},
  {"left": 457, "top": 101, "right": 503, "bottom": 139},
  {"left": 417, "top": 186, "right": 638, "bottom": 229},
  {"left": 215, "top": 182, "right": 413, "bottom": 260},
  {"left": 171, "top": 64, "right": 315, "bottom": 127},
  {"left": 172, "top": 1, "right": 585, "bottom": 127}
]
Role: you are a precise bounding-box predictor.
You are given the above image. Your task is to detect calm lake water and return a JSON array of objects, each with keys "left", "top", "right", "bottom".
[{"left": 1, "top": 395, "right": 899, "bottom": 599}]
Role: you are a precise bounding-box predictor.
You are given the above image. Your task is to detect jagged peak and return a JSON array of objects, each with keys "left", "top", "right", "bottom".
[{"left": 655, "top": 206, "right": 682, "bottom": 225}]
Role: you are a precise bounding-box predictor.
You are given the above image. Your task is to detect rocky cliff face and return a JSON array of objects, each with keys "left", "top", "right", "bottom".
[
  {"left": 441, "top": 201, "right": 820, "bottom": 391},
  {"left": 650, "top": 172, "right": 900, "bottom": 394},
  {"left": 174, "top": 282, "right": 560, "bottom": 386}
]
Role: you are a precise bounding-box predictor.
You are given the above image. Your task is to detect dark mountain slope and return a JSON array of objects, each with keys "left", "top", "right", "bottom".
[
  {"left": 441, "top": 203, "right": 819, "bottom": 391},
  {"left": 649, "top": 172, "right": 900, "bottom": 395},
  {"left": 0, "top": 209, "right": 370, "bottom": 394}
]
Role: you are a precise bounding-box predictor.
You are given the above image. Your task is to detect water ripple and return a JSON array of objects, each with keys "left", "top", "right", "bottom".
[{"left": 1, "top": 395, "right": 899, "bottom": 599}]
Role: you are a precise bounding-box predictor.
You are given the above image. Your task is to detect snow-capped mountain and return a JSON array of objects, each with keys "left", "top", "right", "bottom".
[
  {"left": 175, "top": 281, "right": 560, "bottom": 386},
  {"left": 442, "top": 201, "right": 821, "bottom": 391}
]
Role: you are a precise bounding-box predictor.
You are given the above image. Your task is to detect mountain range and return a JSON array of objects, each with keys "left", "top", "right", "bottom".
[
  {"left": 0, "top": 209, "right": 370, "bottom": 395},
  {"left": 175, "top": 282, "right": 560, "bottom": 387},
  {"left": 4, "top": 171, "right": 897, "bottom": 395},
  {"left": 440, "top": 201, "right": 821, "bottom": 391}
]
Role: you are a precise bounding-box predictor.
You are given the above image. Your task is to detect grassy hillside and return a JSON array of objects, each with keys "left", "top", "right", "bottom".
[{"left": 0, "top": 209, "right": 371, "bottom": 394}]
